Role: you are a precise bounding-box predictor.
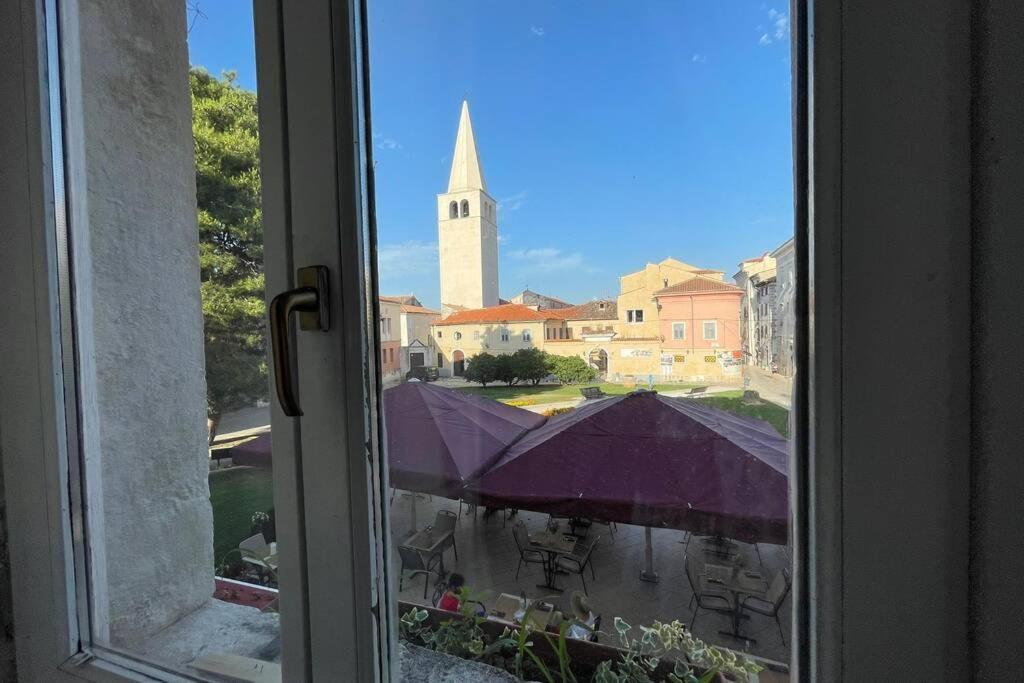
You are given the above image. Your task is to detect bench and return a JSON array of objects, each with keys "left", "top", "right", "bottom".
[
  {"left": 579, "top": 386, "right": 606, "bottom": 400},
  {"left": 685, "top": 386, "right": 708, "bottom": 396}
]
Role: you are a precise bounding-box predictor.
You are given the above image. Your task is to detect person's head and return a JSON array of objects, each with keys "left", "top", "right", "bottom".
[{"left": 447, "top": 573, "right": 465, "bottom": 592}]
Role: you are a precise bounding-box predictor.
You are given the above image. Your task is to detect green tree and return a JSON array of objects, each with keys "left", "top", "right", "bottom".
[
  {"left": 547, "top": 355, "right": 598, "bottom": 385},
  {"left": 463, "top": 352, "right": 498, "bottom": 386},
  {"left": 494, "top": 354, "right": 520, "bottom": 387},
  {"left": 511, "top": 348, "right": 550, "bottom": 385},
  {"left": 192, "top": 69, "right": 266, "bottom": 441}
]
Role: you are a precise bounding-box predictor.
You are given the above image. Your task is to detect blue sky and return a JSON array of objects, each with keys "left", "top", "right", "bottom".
[{"left": 188, "top": 1, "right": 793, "bottom": 309}]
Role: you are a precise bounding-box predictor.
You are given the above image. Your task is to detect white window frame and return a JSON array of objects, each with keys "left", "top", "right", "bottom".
[
  {"left": 0, "top": 0, "right": 998, "bottom": 681},
  {"left": 522, "top": 330, "right": 531, "bottom": 342},
  {"left": 702, "top": 320, "right": 717, "bottom": 341},
  {"left": 672, "top": 322, "right": 686, "bottom": 340},
  {"left": 627, "top": 308, "right": 644, "bottom": 323}
]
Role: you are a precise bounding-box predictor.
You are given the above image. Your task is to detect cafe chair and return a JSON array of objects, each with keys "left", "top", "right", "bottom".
[
  {"left": 738, "top": 568, "right": 792, "bottom": 645},
  {"left": 683, "top": 553, "right": 735, "bottom": 629},
  {"left": 512, "top": 520, "right": 547, "bottom": 579},
  {"left": 397, "top": 545, "right": 443, "bottom": 599},
  {"left": 433, "top": 509, "right": 458, "bottom": 561},
  {"left": 554, "top": 535, "right": 602, "bottom": 596}
]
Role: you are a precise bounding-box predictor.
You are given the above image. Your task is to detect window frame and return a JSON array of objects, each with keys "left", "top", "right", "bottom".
[
  {"left": 702, "top": 320, "right": 717, "bottom": 341},
  {"left": 1, "top": 0, "right": 989, "bottom": 680},
  {"left": 627, "top": 308, "right": 644, "bottom": 323},
  {"left": 672, "top": 322, "right": 686, "bottom": 340}
]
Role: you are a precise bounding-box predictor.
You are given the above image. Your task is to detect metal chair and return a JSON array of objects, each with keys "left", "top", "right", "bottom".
[
  {"left": 511, "top": 520, "right": 547, "bottom": 579},
  {"left": 397, "top": 545, "right": 443, "bottom": 599},
  {"left": 738, "top": 568, "right": 792, "bottom": 645},
  {"left": 554, "top": 535, "right": 602, "bottom": 595},
  {"left": 433, "top": 509, "right": 458, "bottom": 561},
  {"left": 683, "top": 553, "right": 735, "bottom": 629}
]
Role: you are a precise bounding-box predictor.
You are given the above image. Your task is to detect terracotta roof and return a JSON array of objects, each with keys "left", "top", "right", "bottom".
[
  {"left": 545, "top": 300, "right": 618, "bottom": 321},
  {"left": 401, "top": 304, "right": 439, "bottom": 315},
  {"left": 654, "top": 276, "right": 742, "bottom": 296},
  {"left": 434, "top": 303, "right": 554, "bottom": 326}
]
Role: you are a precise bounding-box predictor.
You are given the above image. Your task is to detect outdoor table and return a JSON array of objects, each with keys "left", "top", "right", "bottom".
[
  {"left": 406, "top": 525, "right": 452, "bottom": 575},
  {"left": 702, "top": 561, "right": 767, "bottom": 643},
  {"left": 528, "top": 528, "right": 578, "bottom": 592},
  {"left": 487, "top": 593, "right": 556, "bottom": 631}
]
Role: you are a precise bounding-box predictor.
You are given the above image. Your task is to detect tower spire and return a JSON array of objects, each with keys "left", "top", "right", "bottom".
[{"left": 447, "top": 101, "right": 487, "bottom": 192}]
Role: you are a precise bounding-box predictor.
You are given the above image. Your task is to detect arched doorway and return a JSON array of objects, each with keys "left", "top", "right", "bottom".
[
  {"left": 588, "top": 348, "right": 608, "bottom": 377},
  {"left": 453, "top": 350, "right": 465, "bottom": 376}
]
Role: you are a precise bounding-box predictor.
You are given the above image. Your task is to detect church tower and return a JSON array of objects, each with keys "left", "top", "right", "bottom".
[{"left": 437, "top": 101, "right": 499, "bottom": 314}]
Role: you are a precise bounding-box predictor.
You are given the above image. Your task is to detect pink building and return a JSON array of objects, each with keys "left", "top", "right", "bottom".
[{"left": 653, "top": 277, "right": 743, "bottom": 352}]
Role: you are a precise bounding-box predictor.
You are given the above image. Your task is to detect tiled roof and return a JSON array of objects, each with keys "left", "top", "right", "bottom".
[
  {"left": 545, "top": 300, "right": 618, "bottom": 321},
  {"left": 434, "top": 303, "right": 554, "bottom": 326},
  {"left": 654, "top": 276, "right": 742, "bottom": 296},
  {"left": 401, "top": 304, "right": 439, "bottom": 315}
]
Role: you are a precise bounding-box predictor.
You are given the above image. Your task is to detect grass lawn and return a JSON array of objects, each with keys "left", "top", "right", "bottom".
[
  {"left": 698, "top": 390, "right": 790, "bottom": 438},
  {"left": 454, "top": 382, "right": 698, "bottom": 406},
  {"left": 209, "top": 466, "right": 274, "bottom": 567}
]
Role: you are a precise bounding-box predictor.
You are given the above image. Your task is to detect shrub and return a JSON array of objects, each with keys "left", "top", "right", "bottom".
[
  {"left": 511, "top": 348, "right": 550, "bottom": 385},
  {"left": 547, "top": 355, "right": 598, "bottom": 384},
  {"left": 463, "top": 352, "right": 499, "bottom": 386},
  {"left": 542, "top": 406, "right": 574, "bottom": 417},
  {"left": 494, "top": 354, "right": 519, "bottom": 386}
]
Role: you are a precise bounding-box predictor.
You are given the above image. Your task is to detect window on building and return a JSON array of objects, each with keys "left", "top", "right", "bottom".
[
  {"left": 673, "top": 322, "right": 686, "bottom": 340},
  {"left": 436, "top": 330, "right": 442, "bottom": 338},
  {"left": 449, "top": 200, "right": 458, "bottom": 218},
  {"left": 522, "top": 330, "right": 531, "bottom": 342},
  {"left": 460, "top": 199, "right": 469, "bottom": 217},
  {"left": 627, "top": 309, "right": 644, "bottom": 323},
  {"left": 454, "top": 331, "right": 462, "bottom": 340},
  {"left": 500, "top": 329, "right": 509, "bottom": 342},
  {"left": 703, "top": 320, "right": 718, "bottom": 340},
  {"left": 474, "top": 330, "right": 481, "bottom": 340}
]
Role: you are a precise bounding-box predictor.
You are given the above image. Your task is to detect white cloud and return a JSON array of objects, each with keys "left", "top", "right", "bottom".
[
  {"left": 376, "top": 241, "right": 438, "bottom": 277},
  {"left": 530, "top": 26, "right": 545, "bottom": 37},
  {"left": 758, "top": 8, "right": 788, "bottom": 45},
  {"left": 372, "top": 131, "right": 403, "bottom": 150},
  {"left": 691, "top": 53, "right": 707, "bottom": 64},
  {"left": 498, "top": 190, "right": 528, "bottom": 213},
  {"left": 497, "top": 232, "right": 511, "bottom": 244},
  {"left": 508, "top": 247, "right": 594, "bottom": 273}
]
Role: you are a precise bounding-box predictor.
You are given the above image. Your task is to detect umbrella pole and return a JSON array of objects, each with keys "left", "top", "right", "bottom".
[
  {"left": 640, "top": 526, "right": 660, "bottom": 583},
  {"left": 410, "top": 493, "right": 418, "bottom": 536}
]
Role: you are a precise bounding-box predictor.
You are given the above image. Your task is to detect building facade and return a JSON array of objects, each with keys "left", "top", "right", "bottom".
[
  {"left": 381, "top": 295, "right": 440, "bottom": 379},
  {"left": 770, "top": 238, "right": 796, "bottom": 377},
  {"left": 437, "top": 102, "right": 499, "bottom": 315},
  {"left": 733, "top": 253, "right": 776, "bottom": 369},
  {"left": 653, "top": 277, "right": 744, "bottom": 381},
  {"left": 378, "top": 297, "right": 403, "bottom": 379}
]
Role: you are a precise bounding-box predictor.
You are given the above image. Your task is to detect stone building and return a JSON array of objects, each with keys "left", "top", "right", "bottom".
[
  {"left": 733, "top": 253, "right": 777, "bottom": 369},
  {"left": 770, "top": 238, "right": 796, "bottom": 377},
  {"left": 437, "top": 102, "right": 499, "bottom": 316}
]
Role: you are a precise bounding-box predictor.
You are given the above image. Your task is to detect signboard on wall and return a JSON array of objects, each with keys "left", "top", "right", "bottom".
[
  {"left": 673, "top": 355, "right": 686, "bottom": 363},
  {"left": 620, "top": 349, "right": 654, "bottom": 358},
  {"left": 660, "top": 354, "right": 674, "bottom": 364},
  {"left": 704, "top": 355, "right": 717, "bottom": 363}
]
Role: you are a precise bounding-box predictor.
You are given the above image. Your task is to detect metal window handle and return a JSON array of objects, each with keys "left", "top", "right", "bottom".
[{"left": 269, "top": 266, "right": 330, "bottom": 416}]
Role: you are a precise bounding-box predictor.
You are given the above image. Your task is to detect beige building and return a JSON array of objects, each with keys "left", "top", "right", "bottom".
[
  {"left": 733, "top": 253, "right": 777, "bottom": 368},
  {"left": 433, "top": 303, "right": 554, "bottom": 376},
  {"left": 508, "top": 289, "right": 574, "bottom": 310},
  {"left": 381, "top": 295, "right": 441, "bottom": 378},
  {"left": 437, "top": 102, "right": 499, "bottom": 315}
]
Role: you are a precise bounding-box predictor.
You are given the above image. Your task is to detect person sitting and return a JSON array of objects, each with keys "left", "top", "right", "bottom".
[{"left": 437, "top": 572, "right": 465, "bottom": 612}]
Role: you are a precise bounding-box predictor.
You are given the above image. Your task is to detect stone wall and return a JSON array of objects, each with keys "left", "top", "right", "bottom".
[{"left": 73, "top": 0, "right": 213, "bottom": 645}]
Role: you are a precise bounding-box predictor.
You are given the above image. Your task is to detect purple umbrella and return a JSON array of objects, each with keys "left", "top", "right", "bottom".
[
  {"left": 383, "top": 382, "right": 546, "bottom": 500},
  {"left": 467, "top": 391, "right": 789, "bottom": 545}
]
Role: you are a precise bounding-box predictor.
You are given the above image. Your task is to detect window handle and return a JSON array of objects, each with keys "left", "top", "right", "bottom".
[{"left": 269, "top": 266, "right": 330, "bottom": 416}]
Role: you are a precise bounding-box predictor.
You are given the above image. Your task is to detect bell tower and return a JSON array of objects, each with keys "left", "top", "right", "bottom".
[{"left": 437, "top": 101, "right": 499, "bottom": 314}]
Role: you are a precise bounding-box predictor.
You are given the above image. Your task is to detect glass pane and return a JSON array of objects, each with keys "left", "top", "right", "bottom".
[
  {"left": 369, "top": 2, "right": 795, "bottom": 680},
  {"left": 66, "top": 2, "right": 282, "bottom": 675}
]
